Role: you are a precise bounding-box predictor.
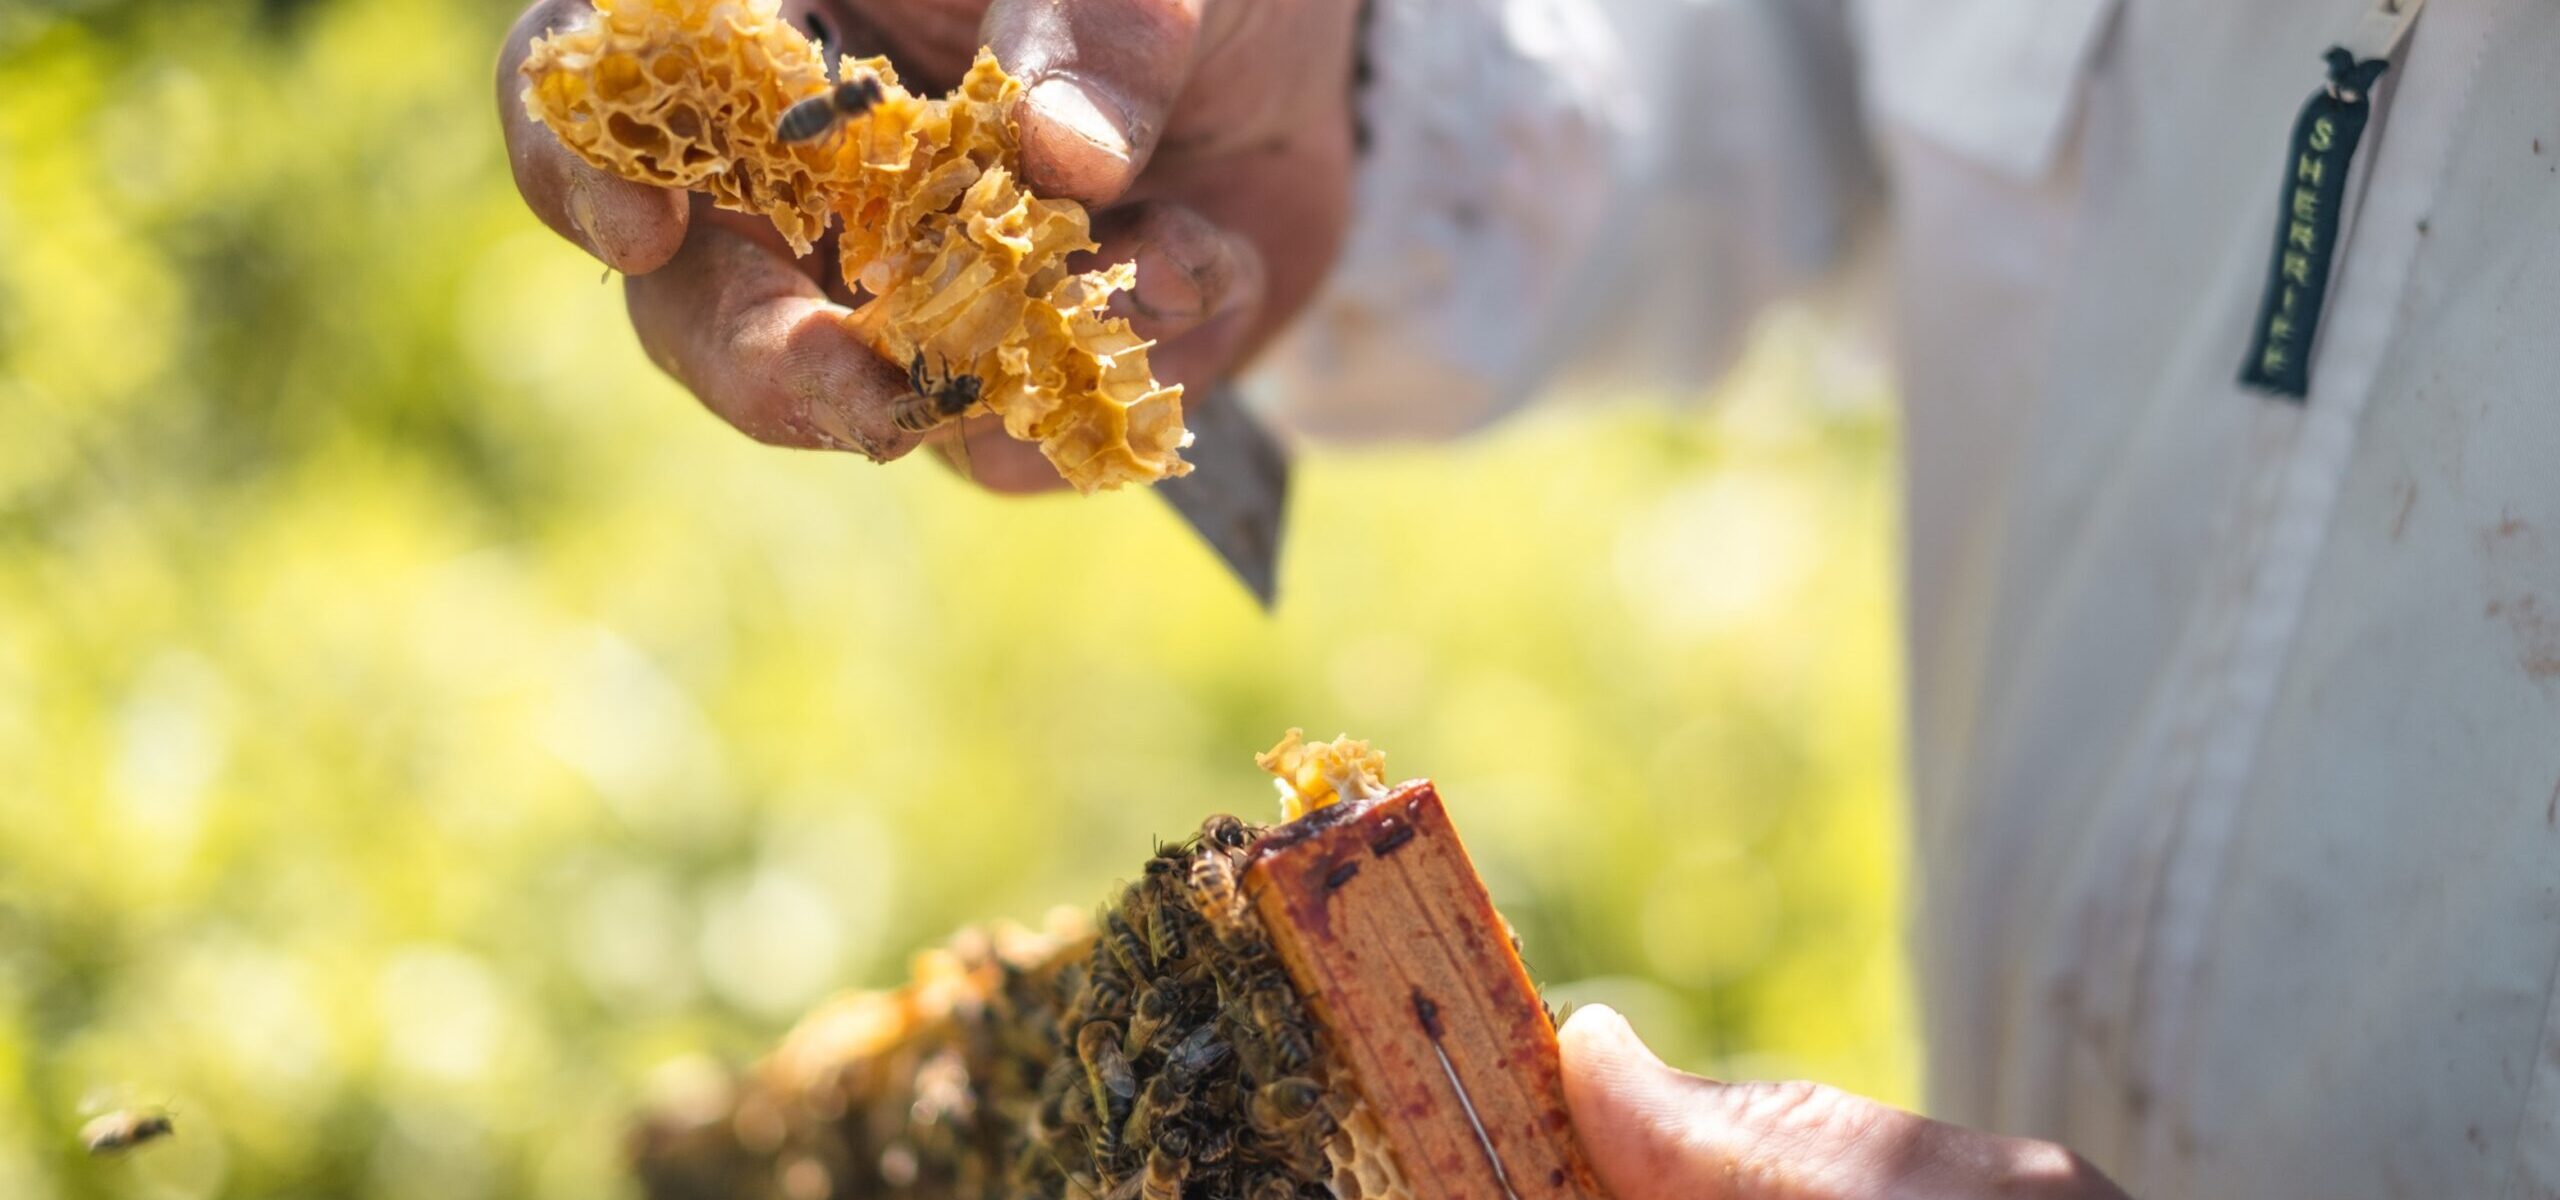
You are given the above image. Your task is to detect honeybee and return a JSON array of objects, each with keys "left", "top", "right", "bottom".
[
  {"left": 1120, "top": 869, "right": 1167, "bottom": 931},
  {"left": 1119, "top": 1074, "right": 1186, "bottom": 1149},
  {"left": 776, "top": 74, "right": 886, "bottom": 145},
  {"left": 1160, "top": 1023, "right": 1231, "bottom": 1087},
  {"left": 1140, "top": 1146, "right": 1188, "bottom": 1200},
  {"left": 1076, "top": 1020, "right": 1138, "bottom": 1128},
  {"left": 1190, "top": 1125, "right": 1234, "bottom": 1167},
  {"left": 1247, "top": 987, "right": 1316, "bottom": 1073},
  {"left": 1125, "top": 983, "right": 1178, "bottom": 1057},
  {"left": 1253, "top": 1082, "right": 1337, "bottom": 1182},
  {"left": 1185, "top": 850, "right": 1243, "bottom": 929},
  {"left": 1247, "top": 1172, "right": 1300, "bottom": 1200},
  {"left": 1081, "top": 956, "right": 1133, "bottom": 1020},
  {"left": 1143, "top": 900, "right": 1188, "bottom": 968},
  {"left": 1199, "top": 814, "right": 1254, "bottom": 852},
  {"left": 1248, "top": 1078, "right": 1325, "bottom": 1135},
  {"left": 1101, "top": 911, "right": 1153, "bottom": 978},
  {"left": 81, "top": 1107, "right": 174, "bottom": 1156},
  {"left": 889, "top": 351, "right": 983, "bottom": 434}
]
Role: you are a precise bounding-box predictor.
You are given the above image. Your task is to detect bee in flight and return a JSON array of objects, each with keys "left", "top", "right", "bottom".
[
  {"left": 776, "top": 74, "right": 885, "bottom": 145},
  {"left": 890, "top": 350, "right": 983, "bottom": 434},
  {"left": 81, "top": 1107, "right": 174, "bottom": 1157}
]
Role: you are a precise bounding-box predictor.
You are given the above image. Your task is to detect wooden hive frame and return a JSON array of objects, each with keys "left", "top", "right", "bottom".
[
  {"left": 1248, "top": 780, "right": 1608, "bottom": 1200},
  {"left": 1254, "top": 777, "right": 1597, "bottom": 1197}
]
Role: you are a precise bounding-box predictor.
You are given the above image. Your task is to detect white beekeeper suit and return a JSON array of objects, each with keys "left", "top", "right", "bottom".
[{"left": 1267, "top": 0, "right": 2560, "bottom": 1194}]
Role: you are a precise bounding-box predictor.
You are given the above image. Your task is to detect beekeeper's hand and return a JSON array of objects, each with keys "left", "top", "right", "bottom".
[
  {"left": 495, "top": 0, "right": 1358, "bottom": 490},
  {"left": 1561, "top": 1006, "right": 2131, "bottom": 1200}
]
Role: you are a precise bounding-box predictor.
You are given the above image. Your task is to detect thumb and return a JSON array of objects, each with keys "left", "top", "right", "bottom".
[
  {"left": 1559, "top": 1005, "right": 1749, "bottom": 1200},
  {"left": 980, "top": 0, "right": 1204, "bottom": 206},
  {"left": 1559, "top": 1007, "right": 2126, "bottom": 1200}
]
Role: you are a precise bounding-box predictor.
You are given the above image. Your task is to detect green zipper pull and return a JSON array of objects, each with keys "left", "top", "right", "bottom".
[{"left": 2238, "top": 47, "right": 2393, "bottom": 400}]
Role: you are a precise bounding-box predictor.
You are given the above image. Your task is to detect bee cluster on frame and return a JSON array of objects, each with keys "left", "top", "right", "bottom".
[
  {"left": 630, "top": 735, "right": 1601, "bottom": 1200},
  {"left": 631, "top": 814, "right": 1390, "bottom": 1200},
  {"left": 1038, "top": 814, "right": 1349, "bottom": 1200}
]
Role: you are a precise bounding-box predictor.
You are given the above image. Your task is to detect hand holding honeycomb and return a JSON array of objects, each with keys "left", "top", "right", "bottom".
[
  {"left": 517, "top": 0, "right": 1190, "bottom": 491},
  {"left": 498, "top": 0, "right": 1361, "bottom": 493}
]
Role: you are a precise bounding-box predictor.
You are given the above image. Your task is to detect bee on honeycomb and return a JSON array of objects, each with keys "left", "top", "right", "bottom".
[{"left": 519, "top": 0, "right": 1191, "bottom": 493}]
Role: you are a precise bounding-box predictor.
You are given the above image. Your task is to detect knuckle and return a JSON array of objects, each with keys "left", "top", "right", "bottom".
[
  {"left": 1116, "top": 0, "right": 1205, "bottom": 45},
  {"left": 1721, "top": 1080, "right": 1904, "bottom": 1198},
  {"left": 1738, "top": 1079, "right": 1849, "bottom": 1134}
]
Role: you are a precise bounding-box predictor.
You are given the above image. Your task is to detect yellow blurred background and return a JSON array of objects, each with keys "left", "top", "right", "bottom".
[{"left": 0, "top": 2, "right": 1913, "bottom": 1196}]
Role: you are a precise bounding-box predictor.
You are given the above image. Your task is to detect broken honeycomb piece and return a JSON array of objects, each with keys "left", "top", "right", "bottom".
[
  {"left": 521, "top": 0, "right": 1191, "bottom": 492},
  {"left": 1256, "top": 728, "right": 1390, "bottom": 821}
]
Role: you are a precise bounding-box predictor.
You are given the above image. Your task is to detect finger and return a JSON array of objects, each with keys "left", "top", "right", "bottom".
[
  {"left": 1082, "top": 202, "right": 1267, "bottom": 392},
  {"left": 1562, "top": 1006, "right": 1934, "bottom": 1200},
  {"left": 625, "top": 209, "right": 917, "bottom": 459},
  {"left": 1559, "top": 1006, "right": 1754, "bottom": 1200},
  {"left": 1135, "top": 134, "right": 1355, "bottom": 371},
  {"left": 1087, "top": 202, "right": 1264, "bottom": 339},
  {"left": 499, "top": 0, "right": 690, "bottom": 273},
  {"left": 1559, "top": 1007, "right": 2125, "bottom": 1200},
  {"left": 980, "top": 0, "right": 1204, "bottom": 205},
  {"left": 829, "top": 0, "right": 987, "bottom": 88},
  {"left": 942, "top": 417, "right": 1067, "bottom": 494},
  {"left": 1562, "top": 1006, "right": 1881, "bottom": 1200}
]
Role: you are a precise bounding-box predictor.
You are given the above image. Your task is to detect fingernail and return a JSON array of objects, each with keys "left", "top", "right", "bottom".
[
  {"left": 806, "top": 398, "right": 889, "bottom": 461},
  {"left": 1572, "top": 1005, "right": 1665, "bottom": 1068},
  {"left": 1133, "top": 241, "right": 1213, "bottom": 322},
  {"left": 1024, "top": 76, "right": 1134, "bottom": 198},
  {"left": 1581, "top": 1004, "right": 1634, "bottom": 1043},
  {"left": 565, "top": 175, "right": 605, "bottom": 253},
  {"left": 1027, "top": 76, "right": 1131, "bottom": 162},
  {"left": 1133, "top": 264, "right": 1204, "bottom": 322}
]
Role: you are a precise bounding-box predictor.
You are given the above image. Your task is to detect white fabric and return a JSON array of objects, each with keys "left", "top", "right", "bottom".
[
  {"left": 1259, "top": 0, "right": 1629, "bottom": 438},
  {"left": 1266, "top": 0, "right": 2560, "bottom": 1194},
  {"left": 1856, "top": 0, "right": 2122, "bottom": 181}
]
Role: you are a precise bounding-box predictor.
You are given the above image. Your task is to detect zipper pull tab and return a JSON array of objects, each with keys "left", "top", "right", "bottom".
[{"left": 2237, "top": 46, "right": 2395, "bottom": 400}]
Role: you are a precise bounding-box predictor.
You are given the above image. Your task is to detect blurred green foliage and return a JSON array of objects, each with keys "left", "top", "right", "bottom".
[{"left": 0, "top": 2, "right": 1913, "bottom": 1197}]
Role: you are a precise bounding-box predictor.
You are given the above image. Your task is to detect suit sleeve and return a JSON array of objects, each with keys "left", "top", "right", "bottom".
[{"left": 1256, "top": 0, "right": 1881, "bottom": 441}]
